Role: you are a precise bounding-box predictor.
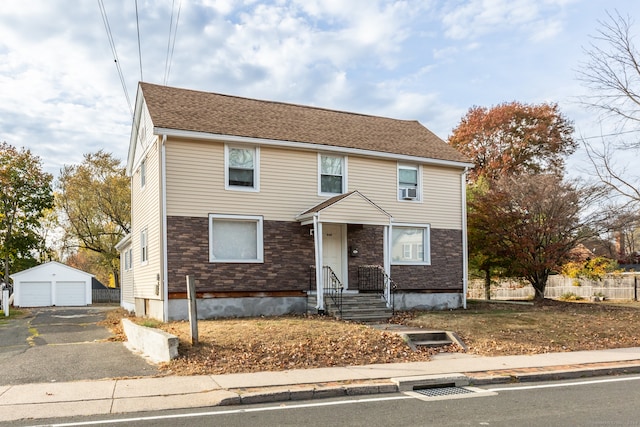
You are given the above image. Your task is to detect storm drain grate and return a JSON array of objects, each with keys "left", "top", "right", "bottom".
[{"left": 413, "top": 386, "right": 475, "bottom": 398}]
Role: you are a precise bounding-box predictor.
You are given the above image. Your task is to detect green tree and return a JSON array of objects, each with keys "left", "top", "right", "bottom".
[
  {"left": 466, "top": 177, "right": 508, "bottom": 299},
  {"left": 57, "top": 151, "right": 130, "bottom": 287},
  {"left": 0, "top": 142, "right": 54, "bottom": 282}
]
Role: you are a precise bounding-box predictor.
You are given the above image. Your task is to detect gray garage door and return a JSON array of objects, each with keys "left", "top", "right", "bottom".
[
  {"left": 55, "top": 281, "right": 86, "bottom": 306},
  {"left": 19, "top": 281, "right": 52, "bottom": 307}
]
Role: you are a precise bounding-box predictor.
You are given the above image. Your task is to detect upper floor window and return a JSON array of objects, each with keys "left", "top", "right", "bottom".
[
  {"left": 398, "top": 164, "right": 420, "bottom": 201},
  {"left": 319, "top": 154, "right": 346, "bottom": 195},
  {"left": 140, "top": 228, "right": 148, "bottom": 264},
  {"left": 124, "top": 248, "right": 133, "bottom": 271},
  {"left": 225, "top": 145, "right": 259, "bottom": 191},
  {"left": 140, "top": 158, "right": 147, "bottom": 189}
]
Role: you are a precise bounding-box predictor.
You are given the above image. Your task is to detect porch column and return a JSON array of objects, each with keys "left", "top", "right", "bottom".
[
  {"left": 313, "top": 215, "right": 324, "bottom": 311},
  {"left": 383, "top": 224, "right": 391, "bottom": 307}
]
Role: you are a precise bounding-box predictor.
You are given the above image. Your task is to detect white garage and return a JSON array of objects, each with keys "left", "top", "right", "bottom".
[{"left": 10, "top": 261, "right": 93, "bottom": 307}]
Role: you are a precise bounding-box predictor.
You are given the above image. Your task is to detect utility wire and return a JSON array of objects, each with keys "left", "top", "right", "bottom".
[
  {"left": 580, "top": 129, "right": 640, "bottom": 140},
  {"left": 135, "top": 0, "right": 143, "bottom": 82},
  {"left": 97, "top": 0, "right": 133, "bottom": 117},
  {"left": 163, "top": 0, "right": 182, "bottom": 85}
]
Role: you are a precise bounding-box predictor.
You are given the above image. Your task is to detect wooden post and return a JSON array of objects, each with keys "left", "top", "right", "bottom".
[{"left": 186, "top": 275, "right": 198, "bottom": 345}]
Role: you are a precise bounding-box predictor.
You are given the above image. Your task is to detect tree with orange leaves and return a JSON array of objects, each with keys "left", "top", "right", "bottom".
[{"left": 449, "top": 102, "right": 577, "bottom": 182}]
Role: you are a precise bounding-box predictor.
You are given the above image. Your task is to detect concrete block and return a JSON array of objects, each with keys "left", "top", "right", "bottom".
[
  {"left": 240, "top": 390, "right": 291, "bottom": 404},
  {"left": 391, "top": 373, "right": 469, "bottom": 391},
  {"left": 377, "top": 383, "right": 400, "bottom": 394},
  {"left": 289, "top": 388, "right": 315, "bottom": 401},
  {"left": 344, "top": 384, "right": 380, "bottom": 396},
  {"left": 313, "top": 385, "right": 346, "bottom": 399},
  {"left": 121, "top": 318, "right": 179, "bottom": 363}
]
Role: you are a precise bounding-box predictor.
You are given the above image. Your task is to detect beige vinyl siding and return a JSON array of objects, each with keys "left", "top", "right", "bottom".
[
  {"left": 119, "top": 243, "right": 134, "bottom": 305},
  {"left": 165, "top": 138, "right": 463, "bottom": 229},
  {"left": 319, "top": 196, "right": 390, "bottom": 225},
  {"left": 132, "top": 101, "right": 156, "bottom": 172},
  {"left": 166, "top": 139, "right": 319, "bottom": 219},
  {"left": 131, "top": 137, "right": 162, "bottom": 299},
  {"left": 347, "top": 157, "right": 463, "bottom": 229}
]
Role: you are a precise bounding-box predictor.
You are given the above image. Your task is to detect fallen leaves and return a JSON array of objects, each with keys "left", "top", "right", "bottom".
[
  {"left": 157, "top": 315, "right": 442, "bottom": 376},
  {"left": 104, "top": 299, "right": 640, "bottom": 377}
]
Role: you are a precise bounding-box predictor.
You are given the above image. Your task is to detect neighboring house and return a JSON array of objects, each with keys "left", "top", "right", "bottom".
[
  {"left": 11, "top": 261, "right": 93, "bottom": 307},
  {"left": 118, "top": 82, "right": 473, "bottom": 321}
]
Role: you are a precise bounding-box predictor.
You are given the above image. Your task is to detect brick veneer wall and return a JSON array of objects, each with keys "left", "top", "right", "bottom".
[
  {"left": 391, "top": 228, "right": 463, "bottom": 291},
  {"left": 167, "top": 217, "right": 463, "bottom": 294},
  {"left": 347, "top": 224, "right": 384, "bottom": 289},
  {"left": 166, "top": 217, "right": 314, "bottom": 293}
]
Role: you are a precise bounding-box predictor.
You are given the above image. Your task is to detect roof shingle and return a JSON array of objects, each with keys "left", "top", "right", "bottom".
[{"left": 139, "top": 82, "right": 471, "bottom": 164}]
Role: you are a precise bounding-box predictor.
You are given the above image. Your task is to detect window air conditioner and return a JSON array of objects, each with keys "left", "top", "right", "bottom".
[{"left": 401, "top": 187, "right": 417, "bottom": 200}]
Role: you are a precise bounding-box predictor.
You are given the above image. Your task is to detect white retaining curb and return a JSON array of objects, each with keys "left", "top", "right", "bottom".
[{"left": 121, "top": 318, "right": 179, "bottom": 363}]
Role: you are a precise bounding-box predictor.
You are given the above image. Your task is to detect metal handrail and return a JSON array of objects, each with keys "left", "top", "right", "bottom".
[
  {"left": 324, "top": 266, "right": 343, "bottom": 318},
  {"left": 358, "top": 265, "right": 396, "bottom": 314},
  {"left": 308, "top": 265, "right": 344, "bottom": 317}
]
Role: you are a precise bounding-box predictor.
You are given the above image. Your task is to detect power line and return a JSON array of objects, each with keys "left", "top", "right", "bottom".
[
  {"left": 163, "top": 0, "right": 182, "bottom": 85},
  {"left": 580, "top": 129, "right": 640, "bottom": 140},
  {"left": 97, "top": 0, "right": 133, "bottom": 117},
  {"left": 135, "top": 0, "right": 143, "bottom": 82}
]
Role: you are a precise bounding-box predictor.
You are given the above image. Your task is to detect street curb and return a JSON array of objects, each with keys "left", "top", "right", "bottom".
[
  {"left": 467, "top": 363, "right": 640, "bottom": 386},
  {"left": 227, "top": 364, "right": 640, "bottom": 406}
]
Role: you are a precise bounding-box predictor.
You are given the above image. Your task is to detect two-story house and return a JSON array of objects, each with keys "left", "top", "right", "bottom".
[{"left": 117, "top": 83, "right": 473, "bottom": 321}]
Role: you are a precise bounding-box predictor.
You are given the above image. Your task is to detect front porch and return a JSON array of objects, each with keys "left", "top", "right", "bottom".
[
  {"left": 308, "top": 265, "right": 396, "bottom": 322},
  {"left": 297, "top": 191, "right": 396, "bottom": 320}
]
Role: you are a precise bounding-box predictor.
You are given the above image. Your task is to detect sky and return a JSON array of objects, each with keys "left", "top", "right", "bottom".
[{"left": 2, "top": 0, "right": 640, "bottom": 179}]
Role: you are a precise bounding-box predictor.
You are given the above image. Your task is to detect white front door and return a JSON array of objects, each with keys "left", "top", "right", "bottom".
[{"left": 322, "top": 223, "right": 346, "bottom": 287}]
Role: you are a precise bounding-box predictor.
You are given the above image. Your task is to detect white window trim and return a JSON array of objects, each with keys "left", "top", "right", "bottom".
[
  {"left": 318, "top": 153, "right": 348, "bottom": 196},
  {"left": 140, "top": 228, "right": 148, "bottom": 265},
  {"left": 140, "top": 158, "right": 147, "bottom": 190},
  {"left": 209, "top": 214, "right": 264, "bottom": 263},
  {"left": 397, "top": 163, "right": 422, "bottom": 202},
  {"left": 391, "top": 223, "right": 431, "bottom": 265},
  {"left": 224, "top": 144, "right": 260, "bottom": 192}
]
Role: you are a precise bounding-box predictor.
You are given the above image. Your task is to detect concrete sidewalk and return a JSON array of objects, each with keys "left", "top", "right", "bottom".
[{"left": 3, "top": 347, "right": 640, "bottom": 423}]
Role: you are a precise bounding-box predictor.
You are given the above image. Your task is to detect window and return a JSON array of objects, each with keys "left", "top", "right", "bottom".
[
  {"left": 140, "top": 158, "right": 147, "bottom": 189},
  {"left": 391, "top": 224, "right": 430, "bottom": 264},
  {"left": 140, "top": 229, "right": 148, "bottom": 264},
  {"left": 209, "top": 214, "right": 264, "bottom": 263},
  {"left": 398, "top": 164, "right": 420, "bottom": 200},
  {"left": 225, "top": 145, "right": 259, "bottom": 190},
  {"left": 319, "top": 154, "right": 346, "bottom": 194},
  {"left": 124, "top": 248, "right": 132, "bottom": 271}
]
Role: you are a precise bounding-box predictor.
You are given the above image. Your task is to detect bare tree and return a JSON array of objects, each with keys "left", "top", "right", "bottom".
[{"left": 578, "top": 10, "right": 640, "bottom": 204}]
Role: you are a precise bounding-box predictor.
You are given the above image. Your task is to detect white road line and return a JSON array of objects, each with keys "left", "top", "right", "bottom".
[
  {"left": 489, "top": 375, "right": 640, "bottom": 392},
  {"left": 32, "top": 395, "right": 414, "bottom": 427}
]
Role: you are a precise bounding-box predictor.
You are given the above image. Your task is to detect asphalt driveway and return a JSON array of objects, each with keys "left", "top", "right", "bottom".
[{"left": 0, "top": 306, "right": 158, "bottom": 385}]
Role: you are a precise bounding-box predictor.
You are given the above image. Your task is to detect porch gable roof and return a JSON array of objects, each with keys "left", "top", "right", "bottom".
[{"left": 296, "top": 191, "right": 392, "bottom": 226}]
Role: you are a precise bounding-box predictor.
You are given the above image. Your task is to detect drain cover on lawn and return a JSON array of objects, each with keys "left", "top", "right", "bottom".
[{"left": 413, "top": 386, "right": 476, "bottom": 398}]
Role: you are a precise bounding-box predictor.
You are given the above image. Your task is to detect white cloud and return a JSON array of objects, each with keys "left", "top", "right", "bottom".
[{"left": 439, "top": 0, "right": 573, "bottom": 42}]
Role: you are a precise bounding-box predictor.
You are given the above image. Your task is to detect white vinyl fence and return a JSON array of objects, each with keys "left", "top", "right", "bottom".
[{"left": 467, "top": 273, "right": 640, "bottom": 301}]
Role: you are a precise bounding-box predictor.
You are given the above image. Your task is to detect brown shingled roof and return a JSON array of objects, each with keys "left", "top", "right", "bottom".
[{"left": 139, "top": 82, "right": 471, "bottom": 164}]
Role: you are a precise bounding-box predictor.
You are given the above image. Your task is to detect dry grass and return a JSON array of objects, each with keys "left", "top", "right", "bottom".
[
  {"left": 102, "top": 300, "right": 640, "bottom": 376},
  {"left": 401, "top": 299, "right": 640, "bottom": 355},
  {"left": 156, "top": 315, "right": 444, "bottom": 376}
]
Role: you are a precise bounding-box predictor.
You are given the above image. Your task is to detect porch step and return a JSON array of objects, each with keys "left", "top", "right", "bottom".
[{"left": 307, "top": 293, "right": 393, "bottom": 323}]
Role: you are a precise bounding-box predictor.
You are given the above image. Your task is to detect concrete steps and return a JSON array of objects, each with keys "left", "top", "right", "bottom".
[{"left": 307, "top": 293, "right": 393, "bottom": 322}]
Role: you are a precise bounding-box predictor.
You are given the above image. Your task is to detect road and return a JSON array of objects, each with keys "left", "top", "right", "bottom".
[{"left": 13, "top": 375, "right": 640, "bottom": 426}]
